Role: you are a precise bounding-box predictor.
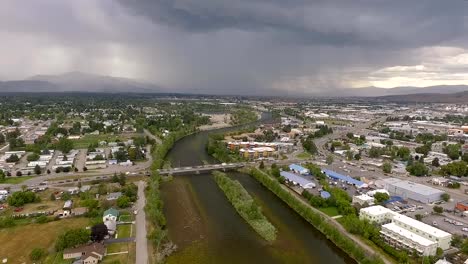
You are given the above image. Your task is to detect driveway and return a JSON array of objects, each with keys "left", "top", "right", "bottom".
[{"left": 135, "top": 180, "right": 148, "bottom": 264}]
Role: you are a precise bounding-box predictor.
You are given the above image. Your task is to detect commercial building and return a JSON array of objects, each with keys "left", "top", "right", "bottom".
[
  {"left": 239, "top": 147, "right": 276, "bottom": 160},
  {"left": 323, "top": 169, "right": 368, "bottom": 188},
  {"left": 359, "top": 206, "right": 452, "bottom": 255},
  {"left": 280, "top": 171, "right": 316, "bottom": 189},
  {"left": 382, "top": 178, "right": 444, "bottom": 203},
  {"left": 352, "top": 194, "right": 375, "bottom": 206},
  {"left": 289, "top": 164, "right": 310, "bottom": 175}
]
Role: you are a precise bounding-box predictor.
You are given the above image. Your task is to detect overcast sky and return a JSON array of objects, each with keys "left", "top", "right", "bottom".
[{"left": 1, "top": 0, "right": 468, "bottom": 95}]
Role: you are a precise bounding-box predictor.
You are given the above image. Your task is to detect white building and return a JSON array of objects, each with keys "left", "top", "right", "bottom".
[
  {"left": 360, "top": 206, "right": 452, "bottom": 256},
  {"left": 382, "top": 178, "right": 444, "bottom": 203},
  {"left": 352, "top": 194, "right": 375, "bottom": 206}
]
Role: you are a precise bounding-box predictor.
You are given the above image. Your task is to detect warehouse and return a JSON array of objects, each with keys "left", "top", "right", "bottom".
[
  {"left": 382, "top": 178, "right": 444, "bottom": 204},
  {"left": 280, "top": 171, "right": 316, "bottom": 189}
]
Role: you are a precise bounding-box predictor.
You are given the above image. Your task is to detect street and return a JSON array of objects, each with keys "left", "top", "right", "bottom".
[{"left": 135, "top": 180, "right": 148, "bottom": 264}]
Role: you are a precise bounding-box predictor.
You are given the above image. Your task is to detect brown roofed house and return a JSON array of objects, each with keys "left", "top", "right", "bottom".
[{"left": 63, "top": 242, "right": 106, "bottom": 264}]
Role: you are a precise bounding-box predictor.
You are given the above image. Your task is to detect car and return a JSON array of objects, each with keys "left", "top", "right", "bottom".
[
  {"left": 462, "top": 227, "right": 468, "bottom": 232},
  {"left": 455, "top": 222, "right": 464, "bottom": 226},
  {"left": 444, "top": 218, "right": 450, "bottom": 222},
  {"left": 14, "top": 207, "right": 23, "bottom": 212},
  {"left": 432, "top": 221, "right": 438, "bottom": 226},
  {"left": 134, "top": 210, "right": 138, "bottom": 215}
]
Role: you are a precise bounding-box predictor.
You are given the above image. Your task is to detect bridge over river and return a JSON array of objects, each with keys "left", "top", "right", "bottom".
[{"left": 158, "top": 163, "right": 246, "bottom": 175}]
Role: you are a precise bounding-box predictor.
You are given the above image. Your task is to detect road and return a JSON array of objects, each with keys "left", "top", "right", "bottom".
[
  {"left": 135, "top": 181, "right": 148, "bottom": 264},
  {"left": 144, "top": 129, "right": 162, "bottom": 145}
]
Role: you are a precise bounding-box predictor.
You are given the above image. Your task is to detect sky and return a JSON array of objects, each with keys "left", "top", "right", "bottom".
[{"left": 1, "top": 0, "right": 468, "bottom": 95}]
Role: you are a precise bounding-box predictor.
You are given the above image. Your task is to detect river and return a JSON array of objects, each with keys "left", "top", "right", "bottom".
[{"left": 161, "top": 113, "right": 355, "bottom": 264}]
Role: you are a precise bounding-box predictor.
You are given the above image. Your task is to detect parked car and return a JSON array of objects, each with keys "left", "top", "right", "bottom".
[
  {"left": 14, "top": 207, "right": 23, "bottom": 212},
  {"left": 432, "top": 221, "right": 438, "bottom": 226},
  {"left": 462, "top": 227, "right": 468, "bottom": 232}
]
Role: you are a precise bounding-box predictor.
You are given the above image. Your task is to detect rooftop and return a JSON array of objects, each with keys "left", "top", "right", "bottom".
[
  {"left": 280, "top": 171, "right": 315, "bottom": 188},
  {"left": 382, "top": 222, "right": 436, "bottom": 247},
  {"left": 360, "top": 205, "right": 395, "bottom": 217},
  {"left": 392, "top": 214, "right": 451, "bottom": 238},
  {"left": 385, "top": 178, "right": 444, "bottom": 196},
  {"left": 323, "top": 169, "right": 366, "bottom": 188}
]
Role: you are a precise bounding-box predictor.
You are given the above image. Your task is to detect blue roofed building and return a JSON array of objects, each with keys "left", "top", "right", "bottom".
[
  {"left": 322, "top": 169, "right": 368, "bottom": 188},
  {"left": 280, "top": 171, "right": 316, "bottom": 189},
  {"left": 289, "top": 164, "right": 310, "bottom": 175}
]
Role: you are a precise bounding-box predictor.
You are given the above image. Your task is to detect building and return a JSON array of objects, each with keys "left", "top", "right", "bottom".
[
  {"left": 360, "top": 206, "right": 452, "bottom": 255},
  {"left": 106, "top": 192, "right": 122, "bottom": 201},
  {"left": 289, "top": 164, "right": 310, "bottom": 175},
  {"left": 239, "top": 147, "right": 276, "bottom": 160},
  {"left": 323, "top": 169, "right": 368, "bottom": 188},
  {"left": 352, "top": 194, "right": 375, "bottom": 206},
  {"left": 382, "top": 178, "right": 444, "bottom": 203},
  {"left": 103, "top": 208, "right": 119, "bottom": 236},
  {"left": 279, "top": 171, "right": 315, "bottom": 189},
  {"left": 360, "top": 205, "right": 396, "bottom": 224},
  {"left": 456, "top": 200, "right": 468, "bottom": 211},
  {"left": 63, "top": 242, "right": 106, "bottom": 263}
]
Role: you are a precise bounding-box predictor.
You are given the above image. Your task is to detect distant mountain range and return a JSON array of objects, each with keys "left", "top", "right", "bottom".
[
  {"left": 375, "top": 90, "right": 468, "bottom": 103},
  {"left": 321, "top": 85, "right": 468, "bottom": 97},
  {"left": 0, "top": 72, "right": 161, "bottom": 93},
  {"left": 1, "top": 72, "right": 468, "bottom": 99}
]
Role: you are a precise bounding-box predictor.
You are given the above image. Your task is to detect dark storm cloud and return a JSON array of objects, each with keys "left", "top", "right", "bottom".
[
  {"left": 1, "top": 0, "right": 468, "bottom": 94},
  {"left": 117, "top": 0, "right": 468, "bottom": 47}
]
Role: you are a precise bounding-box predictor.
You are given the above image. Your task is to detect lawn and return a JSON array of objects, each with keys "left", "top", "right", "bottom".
[
  {"left": 0, "top": 218, "right": 89, "bottom": 263},
  {"left": 296, "top": 152, "right": 312, "bottom": 159},
  {"left": 119, "top": 214, "right": 133, "bottom": 222},
  {"left": 319, "top": 207, "right": 340, "bottom": 217},
  {"left": 2, "top": 176, "right": 36, "bottom": 184},
  {"left": 117, "top": 224, "right": 132, "bottom": 239},
  {"left": 71, "top": 134, "right": 137, "bottom": 149}
]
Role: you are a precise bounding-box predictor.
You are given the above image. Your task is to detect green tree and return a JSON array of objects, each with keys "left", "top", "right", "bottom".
[
  {"left": 56, "top": 137, "right": 74, "bottom": 154},
  {"left": 433, "top": 206, "right": 443, "bottom": 214},
  {"left": 444, "top": 144, "right": 461, "bottom": 160},
  {"left": 0, "top": 170, "right": 5, "bottom": 183},
  {"left": 55, "top": 228, "right": 90, "bottom": 251},
  {"left": 441, "top": 193, "right": 450, "bottom": 202},
  {"left": 326, "top": 155, "right": 334, "bottom": 165},
  {"left": 462, "top": 153, "right": 468, "bottom": 162},
  {"left": 406, "top": 162, "right": 429, "bottom": 176},
  {"left": 374, "top": 192, "right": 390, "bottom": 204},
  {"left": 415, "top": 214, "right": 423, "bottom": 221},
  {"left": 382, "top": 162, "right": 392, "bottom": 173},
  {"left": 34, "top": 164, "right": 42, "bottom": 175},
  {"left": 27, "top": 153, "right": 40, "bottom": 161},
  {"left": 30, "top": 248, "right": 47, "bottom": 261},
  {"left": 432, "top": 157, "right": 440, "bottom": 167},
  {"left": 116, "top": 195, "right": 131, "bottom": 208},
  {"left": 259, "top": 161, "right": 265, "bottom": 169}
]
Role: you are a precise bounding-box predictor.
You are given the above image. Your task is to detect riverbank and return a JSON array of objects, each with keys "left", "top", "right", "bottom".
[
  {"left": 248, "top": 168, "right": 390, "bottom": 264},
  {"left": 213, "top": 171, "right": 277, "bottom": 242}
]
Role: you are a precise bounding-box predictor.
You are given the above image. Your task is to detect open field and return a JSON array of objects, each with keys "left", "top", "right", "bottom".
[
  {"left": 2, "top": 176, "right": 36, "bottom": 184},
  {"left": 70, "top": 134, "right": 138, "bottom": 149},
  {"left": 296, "top": 152, "right": 312, "bottom": 160},
  {"left": 0, "top": 218, "right": 89, "bottom": 263},
  {"left": 319, "top": 207, "right": 340, "bottom": 217}
]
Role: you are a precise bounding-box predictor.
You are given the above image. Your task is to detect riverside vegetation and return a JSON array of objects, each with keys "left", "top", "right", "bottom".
[
  {"left": 248, "top": 168, "right": 384, "bottom": 264},
  {"left": 213, "top": 171, "right": 277, "bottom": 242}
]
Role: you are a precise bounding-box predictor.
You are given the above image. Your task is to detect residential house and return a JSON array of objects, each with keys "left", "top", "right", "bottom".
[
  {"left": 106, "top": 192, "right": 122, "bottom": 201},
  {"left": 103, "top": 208, "right": 119, "bottom": 235},
  {"left": 63, "top": 242, "right": 106, "bottom": 263}
]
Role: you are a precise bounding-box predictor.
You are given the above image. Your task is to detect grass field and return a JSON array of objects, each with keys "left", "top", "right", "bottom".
[
  {"left": 0, "top": 218, "right": 89, "bottom": 263},
  {"left": 319, "top": 207, "right": 340, "bottom": 217},
  {"left": 71, "top": 134, "right": 137, "bottom": 149},
  {"left": 2, "top": 176, "right": 36, "bottom": 184},
  {"left": 104, "top": 242, "right": 135, "bottom": 264},
  {"left": 117, "top": 224, "right": 132, "bottom": 238},
  {"left": 296, "top": 152, "right": 312, "bottom": 159}
]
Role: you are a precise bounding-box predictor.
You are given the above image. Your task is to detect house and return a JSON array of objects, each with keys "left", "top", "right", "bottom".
[
  {"left": 73, "top": 207, "right": 88, "bottom": 216},
  {"left": 106, "top": 192, "right": 122, "bottom": 201},
  {"left": 63, "top": 200, "right": 73, "bottom": 210},
  {"left": 63, "top": 242, "right": 106, "bottom": 263},
  {"left": 103, "top": 208, "right": 119, "bottom": 235},
  {"left": 103, "top": 208, "right": 119, "bottom": 221}
]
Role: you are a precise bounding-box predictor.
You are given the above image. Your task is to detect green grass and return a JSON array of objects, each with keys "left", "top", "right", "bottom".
[
  {"left": 296, "top": 152, "right": 312, "bottom": 159},
  {"left": 319, "top": 207, "right": 340, "bottom": 217},
  {"left": 70, "top": 134, "right": 136, "bottom": 149},
  {"left": 2, "top": 176, "right": 35, "bottom": 184},
  {"left": 119, "top": 214, "right": 133, "bottom": 222},
  {"left": 117, "top": 224, "right": 132, "bottom": 238}
]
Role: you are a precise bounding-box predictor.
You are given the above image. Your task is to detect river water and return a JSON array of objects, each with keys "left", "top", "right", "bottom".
[{"left": 161, "top": 114, "right": 355, "bottom": 264}]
